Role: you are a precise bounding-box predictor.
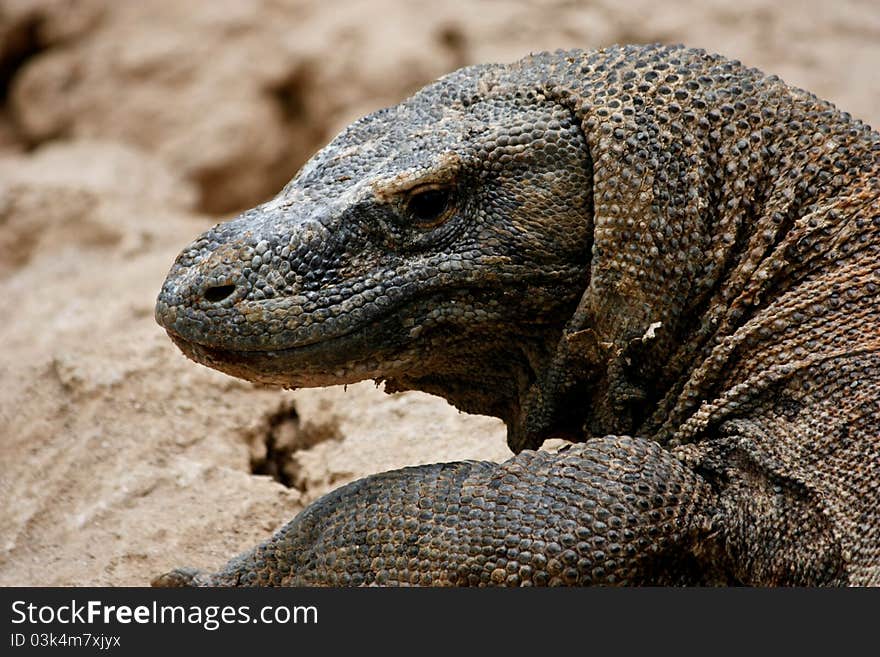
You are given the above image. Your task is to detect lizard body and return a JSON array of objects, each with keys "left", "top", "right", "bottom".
[{"left": 155, "top": 44, "right": 880, "bottom": 586}]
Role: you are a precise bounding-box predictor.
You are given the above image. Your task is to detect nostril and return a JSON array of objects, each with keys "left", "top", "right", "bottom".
[{"left": 203, "top": 284, "right": 237, "bottom": 303}]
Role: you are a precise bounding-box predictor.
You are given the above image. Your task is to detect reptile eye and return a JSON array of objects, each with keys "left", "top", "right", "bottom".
[{"left": 406, "top": 186, "right": 453, "bottom": 228}]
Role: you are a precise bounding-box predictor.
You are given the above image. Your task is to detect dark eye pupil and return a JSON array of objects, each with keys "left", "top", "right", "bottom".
[{"left": 408, "top": 188, "right": 450, "bottom": 224}]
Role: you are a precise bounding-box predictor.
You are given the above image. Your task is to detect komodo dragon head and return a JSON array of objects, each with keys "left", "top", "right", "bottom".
[
  {"left": 156, "top": 44, "right": 874, "bottom": 452},
  {"left": 157, "top": 57, "right": 600, "bottom": 450}
]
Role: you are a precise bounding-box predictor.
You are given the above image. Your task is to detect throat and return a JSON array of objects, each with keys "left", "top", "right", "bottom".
[
  {"left": 384, "top": 353, "right": 530, "bottom": 421},
  {"left": 381, "top": 338, "right": 556, "bottom": 437}
]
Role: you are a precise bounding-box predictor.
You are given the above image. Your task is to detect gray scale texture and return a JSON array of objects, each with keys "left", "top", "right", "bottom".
[{"left": 154, "top": 44, "right": 880, "bottom": 586}]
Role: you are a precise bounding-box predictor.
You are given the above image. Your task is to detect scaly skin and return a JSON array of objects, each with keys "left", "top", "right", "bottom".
[{"left": 154, "top": 44, "right": 880, "bottom": 586}]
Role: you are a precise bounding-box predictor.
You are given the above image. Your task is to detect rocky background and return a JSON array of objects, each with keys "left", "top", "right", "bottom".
[{"left": 1, "top": 0, "right": 877, "bottom": 585}]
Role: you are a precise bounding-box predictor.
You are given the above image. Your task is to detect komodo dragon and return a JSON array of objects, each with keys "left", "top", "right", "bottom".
[{"left": 154, "top": 44, "right": 879, "bottom": 586}]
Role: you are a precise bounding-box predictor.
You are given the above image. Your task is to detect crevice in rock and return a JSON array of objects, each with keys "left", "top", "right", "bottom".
[
  {"left": 0, "top": 14, "right": 45, "bottom": 104},
  {"left": 435, "top": 23, "right": 469, "bottom": 69},
  {"left": 0, "top": 12, "right": 45, "bottom": 150},
  {"left": 248, "top": 399, "right": 342, "bottom": 492},
  {"left": 269, "top": 66, "right": 312, "bottom": 125}
]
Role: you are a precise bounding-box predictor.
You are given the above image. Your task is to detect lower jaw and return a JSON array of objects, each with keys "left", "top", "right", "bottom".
[{"left": 166, "top": 330, "right": 400, "bottom": 389}]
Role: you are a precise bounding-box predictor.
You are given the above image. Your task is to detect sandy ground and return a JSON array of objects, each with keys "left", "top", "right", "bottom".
[{"left": 1, "top": 0, "right": 878, "bottom": 586}]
